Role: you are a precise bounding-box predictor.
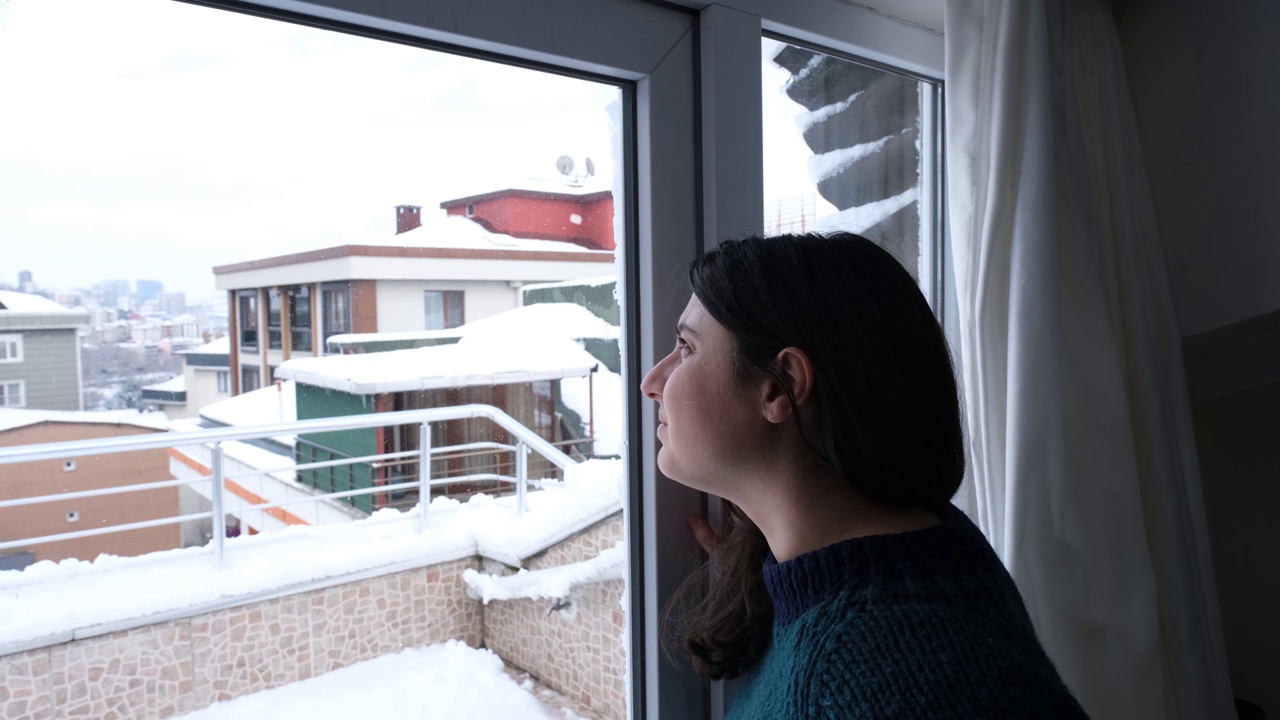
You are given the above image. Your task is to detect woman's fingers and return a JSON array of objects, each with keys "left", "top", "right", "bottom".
[{"left": 686, "top": 513, "right": 718, "bottom": 555}]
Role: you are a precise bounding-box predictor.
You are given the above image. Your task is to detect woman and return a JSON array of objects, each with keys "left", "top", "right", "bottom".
[{"left": 641, "top": 233, "right": 1088, "bottom": 719}]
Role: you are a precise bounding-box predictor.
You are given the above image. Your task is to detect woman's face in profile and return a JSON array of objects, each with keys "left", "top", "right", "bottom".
[{"left": 640, "top": 296, "right": 763, "bottom": 497}]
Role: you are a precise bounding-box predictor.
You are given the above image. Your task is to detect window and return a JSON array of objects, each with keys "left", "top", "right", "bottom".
[
  {"left": 288, "top": 285, "right": 313, "bottom": 353},
  {"left": 321, "top": 283, "right": 351, "bottom": 351},
  {"left": 238, "top": 291, "right": 258, "bottom": 351},
  {"left": 267, "top": 289, "right": 282, "bottom": 350},
  {"left": 0, "top": 334, "right": 22, "bottom": 363},
  {"left": 763, "top": 38, "right": 942, "bottom": 303},
  {"left": 241, "top": 365, "right": 260, "bottom": 393},
  {"left": 1, "top": 0, "right": 942, "bottom": 716},
  {"left": 1, "top": 381, "right": 24, "bottom": 407},
  {"left": 424, "top": 291, "right": 464, "bottom": 330},
  {"left": 216, "top": 371, "right": 229, "bottom": 394}
]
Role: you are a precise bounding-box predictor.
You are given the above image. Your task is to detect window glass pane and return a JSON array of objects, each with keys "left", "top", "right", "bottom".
[
  {"left": 267, "top": 289, "right": 282, "bottom": 350},
  {"left": 0, "top": 1, "right": 628, "bottom": 716},
  {"left": 424, "top": 291, "right": 446, "bottom": 331},
  {"left": 763, "top": 38, "right": 938, "bottom": 295},
  {"left": 289, "top": 286, "right": 312, "bottom": 352}
]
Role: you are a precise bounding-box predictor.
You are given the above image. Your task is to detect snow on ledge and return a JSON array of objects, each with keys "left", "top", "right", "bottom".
[
  {"left": 462, "top": 544, "right": 625, "bottom": 605},
  {"left": 0, "top": 459, "right": 623, "bottom": 655}
]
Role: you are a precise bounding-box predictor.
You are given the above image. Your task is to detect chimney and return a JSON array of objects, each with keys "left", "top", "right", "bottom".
[{"left": 395, "top": 205, "right": 422, "bottom": 234}]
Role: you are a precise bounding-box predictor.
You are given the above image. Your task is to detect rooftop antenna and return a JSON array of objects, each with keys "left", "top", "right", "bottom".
[{"left": 556, "top": 154, "right": 595, "bottom": 187}]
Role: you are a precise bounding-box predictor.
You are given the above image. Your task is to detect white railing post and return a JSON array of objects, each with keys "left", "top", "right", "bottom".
[
  {"left": 417, "top": 422, "right": 432, "bottom": 533},
  {"left": 210, "top": 442, "right": 226, "bottom": 569},
  {"left": 515, "top": 441, "right": 528, "bottom": 517}
]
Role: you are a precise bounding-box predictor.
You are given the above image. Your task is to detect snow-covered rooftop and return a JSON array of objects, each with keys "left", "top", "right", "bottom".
[
  {"left": 0, "top": 290, "right": 86, "bottom": 315},
  {"left": 278, "top": 334, "right": 599, "bottom": 395},
  {"left": 180, "top": 336, "right": 230, "bottom": 355},
  {"left": 366, "top": 213, "right": 607, "bottom": 254},
  {"left": 0, "top": 408, "right": 170, "bottom": 434},
  {"left": 327, "top": 303, "right": 619, "bottom": 348},
  {"left": 441, "top": 175, "right": 613, "bottom": 201},
  {"left": 142, "top": 375, "right": 185, "bottom": 393},
  {"left": 520, "top": 275, "right": 616, "bottom": 291},
  {"left": 200, "top": 380, "right": 297, "bottom": 428}
]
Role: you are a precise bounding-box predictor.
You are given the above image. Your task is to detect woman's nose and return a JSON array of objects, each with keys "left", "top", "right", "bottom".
[{"left": 640, "top": 356, "right": 668, "bottom": 401}]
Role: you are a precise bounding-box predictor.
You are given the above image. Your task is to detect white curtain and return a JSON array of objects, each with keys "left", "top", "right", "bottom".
[{"left": 944, "top": 1, "right": 1234, "bottom": 718}]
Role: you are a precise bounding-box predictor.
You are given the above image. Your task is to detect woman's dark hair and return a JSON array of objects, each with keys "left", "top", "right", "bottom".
[{"left": 663, "top": 232, "right": 965, "bottom": 680}]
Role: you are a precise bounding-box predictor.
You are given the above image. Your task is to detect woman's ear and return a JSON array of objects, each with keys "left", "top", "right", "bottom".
[{"left": 759, "top": 347, "right": 814, "bottom": 424}]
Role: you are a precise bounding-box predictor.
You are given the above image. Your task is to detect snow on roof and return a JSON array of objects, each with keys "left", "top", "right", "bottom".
[
  {"left": 200, "top": 380, "right": 297, "bottom": 428},
  {"left": 442, "top": 175, "right": 613, "bottom": 201},
  {"left": 359, "top": 213, "right": 609, "bottom": 255},
  {"left": 520, "top": 275, "right": 616, "bottom": 291},
  {"left": 0, "top": 291, "right": 85, "bottom": 314},
  {"left": 278, "top": 333, "right": 599, "bottom": 395},
  {"left": 142, "top": 375, "right": 185, "bottom": 393},
  {"left": 180, "top": 336, "right": 231, "bottom": 355},
  {"left": 0, "top": 408, "right": 169, "bottom": 434},
  {"left": 327, "top": 303, "right": 618, "bottom": 348},
  {"left": 462, "top": 303, "right": 618, "bottom": 339}
]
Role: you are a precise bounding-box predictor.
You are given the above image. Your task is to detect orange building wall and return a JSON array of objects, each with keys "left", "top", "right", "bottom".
[{"left": 0, "top": 423, "right": 181, "bottom": 564}]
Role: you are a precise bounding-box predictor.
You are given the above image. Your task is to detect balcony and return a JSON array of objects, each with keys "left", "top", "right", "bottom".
[{"left": 0, "top": 407, "right": 626, "bottom": 720}]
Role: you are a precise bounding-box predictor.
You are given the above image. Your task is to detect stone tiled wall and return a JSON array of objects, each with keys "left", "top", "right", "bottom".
[
  {"left": 481, "top": 513, "right": 628, "bottom": 720},
  {"left": 0, "top": 557, "right": 480, "bottom": 720}
]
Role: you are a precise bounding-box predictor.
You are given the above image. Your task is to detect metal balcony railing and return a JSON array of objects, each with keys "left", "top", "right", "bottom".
[{"left": 0, "top": 405, "right": 576, "bottom": 568}]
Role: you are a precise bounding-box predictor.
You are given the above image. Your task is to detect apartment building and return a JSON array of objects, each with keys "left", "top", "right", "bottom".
[
  {"left": 0, "top": 291, "right": 90, "bottom": 411},
  {"left": 213, "top": 188, "right": 615, "bottom": 396}
]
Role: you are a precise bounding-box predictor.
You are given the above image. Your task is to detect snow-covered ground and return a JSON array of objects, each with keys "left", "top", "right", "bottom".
[
  {"left": 0, "top": 459, "right": 623, "bottom": 651},
  {"left": 175, "top": 640, "right": 583, "bottom": 720}
]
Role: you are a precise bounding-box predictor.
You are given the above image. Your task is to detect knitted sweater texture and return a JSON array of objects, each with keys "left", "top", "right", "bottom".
[{"left": 726, "top": 505, "right": 1090, "bottom": 719}]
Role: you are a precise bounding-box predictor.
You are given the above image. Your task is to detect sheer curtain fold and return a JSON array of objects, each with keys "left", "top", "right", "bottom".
[{"left": 944, "top": 1, "right": 1234, "bottom": 718}]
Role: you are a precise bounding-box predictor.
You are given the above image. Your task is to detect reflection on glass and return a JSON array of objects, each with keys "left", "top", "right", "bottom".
[{"left": 763, "top": 38, "right": 936, "bottom": 286}]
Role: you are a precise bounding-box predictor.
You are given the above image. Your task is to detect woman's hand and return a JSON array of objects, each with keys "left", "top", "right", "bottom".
[{"left": 686, "top": 513, "right": 719, "bottom": 556}]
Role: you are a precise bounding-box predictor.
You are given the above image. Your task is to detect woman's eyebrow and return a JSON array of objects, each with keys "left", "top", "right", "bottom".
[{"left": 676, "top": 322, "right": 700, "bottom": 338}]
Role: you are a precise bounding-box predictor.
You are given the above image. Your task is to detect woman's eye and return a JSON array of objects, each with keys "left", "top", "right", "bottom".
[{"left": 675, "top": 336, "right": 691, "bottom": 356}]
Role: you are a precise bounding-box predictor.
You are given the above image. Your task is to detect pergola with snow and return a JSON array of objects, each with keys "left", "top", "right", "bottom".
[{"left": 274, "top": 321, "right": 602, "bottom": 514}]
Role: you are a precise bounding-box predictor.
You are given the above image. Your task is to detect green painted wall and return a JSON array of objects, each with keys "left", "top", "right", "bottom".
[
  {"left": 0, "top": 330, "right": 80, "bottom": 410},
  {"left": 294, "top": 383, "right": 377, "bottom": 512},
  {"left": 522, "top": 280, "right": 618, "bottom": 325},
  {"left": 522, "top": 281, "right": 621, "bottom": 373}
]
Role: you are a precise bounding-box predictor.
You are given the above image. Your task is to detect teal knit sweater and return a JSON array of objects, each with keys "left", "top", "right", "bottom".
[{"left": 727, "top": 505, "right": 1090, "bottom": 719}]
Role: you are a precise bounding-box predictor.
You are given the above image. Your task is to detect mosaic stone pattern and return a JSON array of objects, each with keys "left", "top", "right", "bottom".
[
  {"left": 483, "top": 514, "right": 629, "bottom": 720},
  {"left": 310, "top": 558, "right": 481, "bottom": 675},
  {"left": 50, "top": 621, "right": 193, "bottom": 720},
  {"left": 0, "top": 558, "right": 481, "bottom": 720},
  {"left": 0, "top": 648, "right": 53, "bottom": 720},
  {"left": 192, "top": 593, "right": 313, "bottom": 706},
  {"left": 526, "top": 514, "right": 625, "bottom": 571}
]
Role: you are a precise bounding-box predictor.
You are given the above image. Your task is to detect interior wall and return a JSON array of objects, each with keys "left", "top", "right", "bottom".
[
  {"left": 1114, "top": 2, "right": 1280, "bottom": 714},
  {"left": 1114, "top": 0, "right": 1280, "bottom": 338}
]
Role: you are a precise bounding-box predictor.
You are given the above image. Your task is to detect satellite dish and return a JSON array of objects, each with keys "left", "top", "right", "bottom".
[
  {"left": 556, "top": 155, "right": 575, "bottom": 176},
  {"left": 585, "top": 157, "right": 596, "bottom": 176}
]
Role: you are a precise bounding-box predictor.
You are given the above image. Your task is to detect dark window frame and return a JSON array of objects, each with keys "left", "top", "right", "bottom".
[{"left": 237, "top": 291, "right": 258, "bottom": 351}]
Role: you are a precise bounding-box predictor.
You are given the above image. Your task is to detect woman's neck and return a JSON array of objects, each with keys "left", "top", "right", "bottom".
[{"left": 734, "top": 460, "right": 939, "bottom": 563}]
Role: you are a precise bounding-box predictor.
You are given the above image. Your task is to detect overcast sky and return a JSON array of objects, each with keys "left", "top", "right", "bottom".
[{"left": 0, "top": 0, "right": 821, "bottom": 302}]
